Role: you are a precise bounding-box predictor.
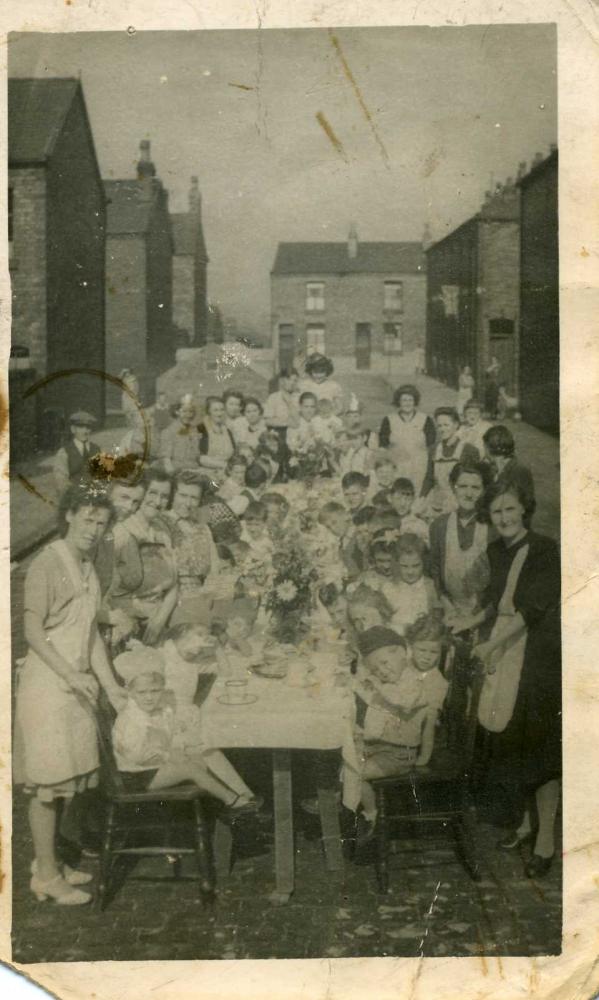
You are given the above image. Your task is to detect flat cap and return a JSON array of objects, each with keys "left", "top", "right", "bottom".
[{"left": 69, "top": 410, "right": 98, "bottom": 427}]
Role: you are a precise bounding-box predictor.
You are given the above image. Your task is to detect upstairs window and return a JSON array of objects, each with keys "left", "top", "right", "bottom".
[
  {"left": 306, "top": 282, "right": 325, "bottom": 311},
  {"left": 383, "top": 322, "right": 403, "bottom": 354},
  {"left": 384, "top": 281, "right": 403, "bottom": 311}
]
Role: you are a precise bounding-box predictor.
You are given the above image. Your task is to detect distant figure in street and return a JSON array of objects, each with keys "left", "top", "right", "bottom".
[
  {"left": 120, "top": 369, "right": 141, "bottom": 423},
  {"left": 484, "top": 357, "right": 501, "bottom": 419},
  {"left": 457, "top": 366, "right": 475, "bottom": 417},
  {"left": 52, "top": 411, "right": 101, "bottom": 497},
  {"left": 152, "top": 392, "right": 172, "bottom": 434},
  {"left": 459, "top": 399, "right": 492, "bottom": 456}
]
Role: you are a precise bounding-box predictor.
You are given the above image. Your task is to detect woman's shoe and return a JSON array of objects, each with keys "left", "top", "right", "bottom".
[
  {"left": 31, "top": 860, "right": 93, "bottom": 887},
  {"left": 224, "top": 794, "right": 264, "bottom": 819},
  {"left": 496, "top": 830, "right": 535, "bottom": 852},
  {"left": 525, "top": 853, "right": 555, "bottom": 879},
  {"left": 30, "top": 873, "right": 92, "bottom": 905}
]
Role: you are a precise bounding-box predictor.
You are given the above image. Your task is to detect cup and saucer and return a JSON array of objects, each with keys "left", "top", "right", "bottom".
[{"left": 217, "top": 679, "right": 258, "bottom": 706}]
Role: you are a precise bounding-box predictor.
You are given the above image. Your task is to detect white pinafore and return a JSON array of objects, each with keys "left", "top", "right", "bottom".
[
  {"left": 386, "top": 411, "right": 429, "bottom": 496},
  {"left": 14, "top": 540, "right": 101, "bottom": 789},
  {"left": 443, "top": 513, "right": 489, "bottom": 616},
  {"left": 478, "top": 543, "right": 529, "bottom": 734}
]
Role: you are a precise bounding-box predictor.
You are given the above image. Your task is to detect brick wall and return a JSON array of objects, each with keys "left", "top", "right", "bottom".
[
  {"left": 9, "top": 167, "right": 47, "bottom": 373},
  {"left": 478, "top": 220, "right": 520, "bottom": 392},
  {"left": 425, "top": 219, "right": 479, "bottom": 387},
  {"left": 105, "top": 235, "right": 147, "bottom": 407},
  {"left": 271, "top": 271, "right": 426, "bottom": 365},
  {"left": 146, "top": 191, "right": 174, "bottom": 375},
  {"left": 173, "top": 253, "right": 194, "bottom": 342},
  {"left": 45, "top": 91, "right": 107, "bottom": 423}
]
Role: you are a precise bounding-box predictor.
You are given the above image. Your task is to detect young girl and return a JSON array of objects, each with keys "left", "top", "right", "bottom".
[
  {"left": 159, "top": 623, "right": 218, "bottom": 706},
  {"left": 112, "top": 647, "right": 260, "bottom": 812},
  {"left": 212, "top": 597, "right": 265, "bottom": 678},
  {"left": 390, "top": 534, "right": 439, "bottom": 635},
  {"left": 217, "top": 453, "right": 249, "bottom": 505},
  {"left": 240, "top": 500, "right": 273, "bottom": 559}
]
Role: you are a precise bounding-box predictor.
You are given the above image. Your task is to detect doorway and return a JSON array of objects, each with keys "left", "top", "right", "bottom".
[{"left": 278, "top": 325, "right": 296, "bottom": 371}]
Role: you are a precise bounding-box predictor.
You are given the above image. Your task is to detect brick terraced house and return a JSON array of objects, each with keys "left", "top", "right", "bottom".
[
  {"left": 270, "top": 227, "right": 426, "bottom": 373},
  {"left": 8, "top": 77, "right": 107, "bottom": 452}
]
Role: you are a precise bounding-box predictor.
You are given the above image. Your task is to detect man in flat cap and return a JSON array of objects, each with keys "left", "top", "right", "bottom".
[{"left": 52, "top": 410, "right": 101, "bottom": 496}]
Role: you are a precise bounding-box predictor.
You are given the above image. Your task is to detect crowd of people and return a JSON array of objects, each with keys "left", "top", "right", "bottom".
[{"left": 15, "top": 352, "right": 560, "bottom": 906}]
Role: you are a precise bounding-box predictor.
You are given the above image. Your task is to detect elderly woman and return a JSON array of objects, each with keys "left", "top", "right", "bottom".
[
  {"left": 163, "top": 471, "right": 221, "bottom": 624},
  {"left": 428, "top": 460, "right": 491, "bottom": 634},
  {"left": 299, "top": 353, "right": 344, "bottom": 415},
  {"left": 379, "top": 384, "right": 436, "bottom": 497},
  {"left": 14, "top": 483, "right": 126, "bottom": 905},
  {"left": 197, "top": 396, "right": 235, "bottom": 482},
  {"left": 108, "top": 470, "right": 179, "bottom": 645},
  {"left": 471, "top": 481, "right": 561, "bottom": 878}
]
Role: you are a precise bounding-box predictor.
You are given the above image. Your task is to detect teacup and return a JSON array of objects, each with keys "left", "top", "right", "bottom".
[{"left": 224, "top": 679, "right": 249, "bottom": 704}]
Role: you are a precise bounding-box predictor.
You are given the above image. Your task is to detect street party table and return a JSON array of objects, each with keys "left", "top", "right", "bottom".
[{"left": 198, "top": 667, "right": 357, "bottom": 902}]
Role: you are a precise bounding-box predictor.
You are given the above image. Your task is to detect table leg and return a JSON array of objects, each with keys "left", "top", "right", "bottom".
[
  {"left": 270, "top": 749, "right": 294, "bottom": 904},
  {"left": 317, "top": 787, "right": 345, "bottom": 872},
  {"left": 213, "top": 817, "right": 233, "bottom": 881}
]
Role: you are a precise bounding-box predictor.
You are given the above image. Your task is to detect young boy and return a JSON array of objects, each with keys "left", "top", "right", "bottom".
[
  {"left": 286, "top": 392, "right": 319, "bottom": 452},
  {"left": 112, "top": 646, "right": 260, "bottom": 811},
  {"left": 388, "top": 478, "right": 429, "bottom": 542},
  {"left": 239, "top": 500, "right": 273, "bottom": 558},
  {"left": 342, "top": 471, "right": 370, "bottom": 514},
  {"left": 349, "top": 622, "right": 448, "bottom": 840},
  {"left": 217, "top": 453, "right": 248, "bottom": 505},
  {"left": 366, "top": 452, "right": 396, "bottom": 508}
]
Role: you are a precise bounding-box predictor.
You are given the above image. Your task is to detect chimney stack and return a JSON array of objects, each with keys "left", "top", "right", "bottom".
[
  {"left": 422, "top": 223, "right": 432, "bottom": 251},
  {"left": 532, "top": 151, "right": 544, "bottom": 167},
  {"left": 137, "top": 139, "right": 157, "bottom": 201},
  {"left": 348, "top": 222, "right": 358, "bottom": 260},
  {"left": 516, "top": 161, "right": 527, "bottom": 180}
]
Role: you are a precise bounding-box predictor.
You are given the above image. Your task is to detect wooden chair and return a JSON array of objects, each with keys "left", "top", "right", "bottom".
[
  {"left": 368, "top": 640, "right": 484, "bottom": 893},
  {"left": 94, "top": 696, "right": 216, "bottom": 910}
]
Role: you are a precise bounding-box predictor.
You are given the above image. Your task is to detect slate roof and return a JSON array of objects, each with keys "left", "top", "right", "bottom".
[
  {"left": 271, "top": 241, "right": 425, "bottom": 276},
  {"left": 9, "top": 78, "right": 80, "bottom": 164}
]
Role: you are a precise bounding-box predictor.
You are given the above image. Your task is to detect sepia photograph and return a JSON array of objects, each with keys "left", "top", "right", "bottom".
[{"left": 6, "top": 22, "right": 562, "bottom": 966}]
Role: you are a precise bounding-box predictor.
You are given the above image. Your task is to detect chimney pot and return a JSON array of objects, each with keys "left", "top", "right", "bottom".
[{"left": 533, "top": 151, "right": 543, "bottom": 166}]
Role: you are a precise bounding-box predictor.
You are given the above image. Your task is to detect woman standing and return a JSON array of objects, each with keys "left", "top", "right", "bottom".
[
  {"left": 163, "top": 471, "right": 221, "bottom": 624},
  {"left": 379, "top": 385, "right": 436, "bottom": 497},
  {"left": 299, "top": 353, "right": 344, "bottom": 415},
  {"left": 473, "top": 482, "right": 561, "bottom": 877},
  {"left": 197, "top": 396, "right": 235, "bottom": 483},
  {"left": 14, "top": 484, "right": 126, "bottom": 905}
]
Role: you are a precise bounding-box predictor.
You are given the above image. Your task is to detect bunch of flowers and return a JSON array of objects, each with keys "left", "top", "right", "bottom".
[
  {"left": 288, "top": 438, "right": 334, "bottom": 483},
  {"left": 264, "top": 542, "right": 319, "bottom": 644}
]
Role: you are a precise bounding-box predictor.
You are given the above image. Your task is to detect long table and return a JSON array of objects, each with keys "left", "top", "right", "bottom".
[{"left": 198, "top": 670, "right": 356, "bottom": 902}]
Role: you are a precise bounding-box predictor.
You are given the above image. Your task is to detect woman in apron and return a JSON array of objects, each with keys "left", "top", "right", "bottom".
[
  {"left": 14, "top": 484, "right": 126, "bottom": 905},
  {"left": 378, "top": 384, "right": 436, "bottom": 497},
  {"left": 429, "top": 460, "right": 491, "bottom": 634},
  {"left": 472, "top": 480, "right": 561, "bottom": 878},
  {"left": 422, "top": 407, "right": 479, "bottom": 515}
]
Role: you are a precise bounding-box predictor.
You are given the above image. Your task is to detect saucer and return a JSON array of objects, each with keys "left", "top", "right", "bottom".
[{"left": 217, "top": 693, "right": 258, "bottom": 706}]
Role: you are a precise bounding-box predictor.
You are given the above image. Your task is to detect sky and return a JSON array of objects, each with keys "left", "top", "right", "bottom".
[{"left": 9, "top": 26, "right": 557, "bottom": 333}]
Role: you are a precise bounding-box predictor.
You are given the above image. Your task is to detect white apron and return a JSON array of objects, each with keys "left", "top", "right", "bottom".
[
  {"left": 478, "top": 543, "right": 529, "bottom": 733},
  {"left": 387, "top": 411, "right": 429, "bottom": 495},
  {"left": 15, "top": 540, "right": 101, "bottom": 786},
  {"left": 443, "top": 514, "right": 489, "bottom": 616}
]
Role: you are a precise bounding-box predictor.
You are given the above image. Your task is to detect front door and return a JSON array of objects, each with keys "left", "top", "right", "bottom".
[
  {"left": 488, "top": 318, "right": 515, "bottom": 392},
  {"left": 355, "top": 323, "right": 372, "bottom": 369},
  {"left": 278, "top": 325, "right": 296, "bottom": 371}
]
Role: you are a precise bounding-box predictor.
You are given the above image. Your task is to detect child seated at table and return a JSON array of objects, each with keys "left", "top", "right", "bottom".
[
  {"left": 389, "top": 534, "right": 439, "bottom": 635},
  {"left": 112, "top": 646, "right": 260, "bottom": 812},
  {"left": 347, "top": 584, "right": 394, "bottom": 636},
  {"left": 388, "top": 478, "right": 429, "bottom": 542},
  {"left": 240, "top": 500, "right": 273, "bottom": 559},
  {"left": 217, "top": 453, "right": 249, "bottom": 505},
  {"left": 212, "top": 597, "right": 265, "bottom": 677},
  {"left": 368, "top": 452, "right": 397, "bottom": 508},
  {"left": 159, "top": 622, "right": 218, "bottom": 706},
  {"left": 262, "top": 491, "right": 290, "bottom": 537},
  {"left": 349, "top": 622, "right": 448, "bottom": 840}
]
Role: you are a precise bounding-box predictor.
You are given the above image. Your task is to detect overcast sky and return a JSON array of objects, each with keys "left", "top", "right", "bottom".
[{"left": 9, "top": 26, "right": 556, "bottom": 332}]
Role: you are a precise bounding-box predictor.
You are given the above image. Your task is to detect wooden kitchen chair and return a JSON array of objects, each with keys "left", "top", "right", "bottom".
[
  {"left": 94, "top": 695, "right": 216, "bottom": 910},
  {"left": 368, "top": 640, "right": 485, "bottom": 893}
]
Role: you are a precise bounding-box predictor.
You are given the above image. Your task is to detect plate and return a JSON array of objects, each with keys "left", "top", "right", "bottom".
[
  {"left": 217, "top": 693, "right": 259, "bottom": 706},
  {"left": 252, "top": 665, "right": 288, "bottom": 679}
]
